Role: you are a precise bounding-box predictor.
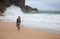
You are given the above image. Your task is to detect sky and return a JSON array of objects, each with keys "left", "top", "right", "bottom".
[{"left": 25, "top": 0, "right": 60, "bottom": 10}]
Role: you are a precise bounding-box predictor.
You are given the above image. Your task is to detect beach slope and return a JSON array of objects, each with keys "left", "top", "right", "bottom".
[{"left": 0, "top": 22, "right": 60, "bottom": 39}]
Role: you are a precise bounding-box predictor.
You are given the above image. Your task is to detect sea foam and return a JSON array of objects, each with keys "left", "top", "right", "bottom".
[{"left": 0, "top": 5, "right": 60, "bottom": 34}]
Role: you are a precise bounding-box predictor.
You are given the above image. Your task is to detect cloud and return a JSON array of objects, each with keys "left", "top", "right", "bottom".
[{"left": 25, "top": 0, "right": 60, "bottom": 10}]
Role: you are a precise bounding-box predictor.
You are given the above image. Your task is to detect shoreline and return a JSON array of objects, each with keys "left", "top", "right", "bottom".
[
  {"left": 0, "top": 22, "right": 60, "bottom": 39},
  {"left": 0, "top": 21, "right": 60, "bottom": 34},
  {"left": 33, "top": 28, "right": 60, "bottom": 35}
]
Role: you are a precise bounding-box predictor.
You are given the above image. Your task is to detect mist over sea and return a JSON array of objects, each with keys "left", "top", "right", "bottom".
[{"left": 0, "top": 0, "right": 60, "bottom": 34}]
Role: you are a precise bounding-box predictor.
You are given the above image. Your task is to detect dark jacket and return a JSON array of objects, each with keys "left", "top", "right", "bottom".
[{"left": 16, "top": 18, "right": 21, "bottom": 26}]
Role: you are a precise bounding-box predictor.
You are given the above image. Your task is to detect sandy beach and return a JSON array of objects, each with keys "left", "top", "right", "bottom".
[{"left": 0, "top": 22, "right": 60, "bottom": 39}]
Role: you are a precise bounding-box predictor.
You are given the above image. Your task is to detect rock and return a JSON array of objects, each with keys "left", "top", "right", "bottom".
[
  {"left": 0, "top": 12, "right": 4, "bottom": 16},
  {"left": 9, "top": 0, "right": 25, "bottom": 8},
  {"left": 22, "top": 5, "right": 33, "bottom": 12},
  {"left": 0, "top": 0, "right": 10, "bottom": 13},
  {"left": 0, "top": 0, "right": 38, "bottom": 13},
  {"left": 0, "top": 0, "right": 25, "bottom": 13},
  {"left": 22, "top": 5, "right": 38, "bottom": 13},
  {"left": 33, "top": 8, "right": 38, "bottom": 11},
  {"left": 9, "top": 0, "right": 25, "bottom": 9},
  {"left": 0, "top": 0, "right": 4, "bottom": 3}
]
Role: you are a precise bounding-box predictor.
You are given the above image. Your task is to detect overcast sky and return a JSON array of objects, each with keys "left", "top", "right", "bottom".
[{"left": 25, "top": 0, "right": 60, "bottom": 10}]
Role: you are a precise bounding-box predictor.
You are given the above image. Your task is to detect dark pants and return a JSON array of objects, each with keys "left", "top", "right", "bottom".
[{"left": 16, "top": 24, "right": 20, "bottom": 31}]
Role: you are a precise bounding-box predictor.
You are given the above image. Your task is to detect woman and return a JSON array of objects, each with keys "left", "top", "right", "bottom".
[{"left": 16, "top": 16, "right": 21, "bottom": 31}]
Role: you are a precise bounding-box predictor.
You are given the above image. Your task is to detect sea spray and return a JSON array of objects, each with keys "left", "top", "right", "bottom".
[
  {"left": 1, "top": 5, "right": 23, "bottom": 22},
  {"left": 0, "top": 5, "right": 60, "bottom": 34}
]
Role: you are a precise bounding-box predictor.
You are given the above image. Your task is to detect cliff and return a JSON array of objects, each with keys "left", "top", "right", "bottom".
[{"left": 0, "top": 0, "right": 38, "bottom": 15}]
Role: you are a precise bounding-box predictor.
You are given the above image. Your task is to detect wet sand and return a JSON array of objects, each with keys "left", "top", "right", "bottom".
[{"left": 0, "top": 22, "right": 60, "bottom": 39}]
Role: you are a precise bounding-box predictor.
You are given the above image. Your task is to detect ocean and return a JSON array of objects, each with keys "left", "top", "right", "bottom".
[
  {"left": 0, "top": 0, "right": 60, "bottom": 34},
  {"left": 0, "top": 5, "right": 60, "bottom": 34}
]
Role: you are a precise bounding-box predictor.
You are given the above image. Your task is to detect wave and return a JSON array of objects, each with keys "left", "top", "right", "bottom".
[
  {"left": 0, "top": 5, "right": 60, "bottom": 34},
  {"left": 26, "top": 10, "right": 60, "bottom": 14}
]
